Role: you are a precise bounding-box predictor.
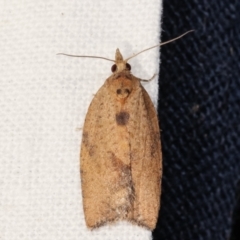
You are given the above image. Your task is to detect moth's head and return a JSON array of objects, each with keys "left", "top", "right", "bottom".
[{"left": 111, "top": 49, "right": 131, "bottom": 73}]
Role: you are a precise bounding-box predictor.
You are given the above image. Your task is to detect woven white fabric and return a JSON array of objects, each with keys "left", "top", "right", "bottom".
[{"left": 0, "top": 0, "right": 162, "bottom": 239}]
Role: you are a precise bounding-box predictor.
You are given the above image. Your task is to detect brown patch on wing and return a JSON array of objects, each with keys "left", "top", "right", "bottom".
[
  {"left": 116, "top": 111, "right": 130, "bottom": 125},
  {"left": 82, "top": 131, "right": 97, "bottom": 156},
  {"left": 107, "top": 151, "right": 134, "bottom": 215},
  {"left": 82, "top": 131, "right": 89, "bottom": 146}
]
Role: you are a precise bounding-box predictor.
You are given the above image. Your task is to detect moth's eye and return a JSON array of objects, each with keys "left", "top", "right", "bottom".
[
  {"left": 111, "top": 64, "right": 117, "bottom": 72},
  {"left": 126, "top": 63, "right": 131, "bottom": 71}
]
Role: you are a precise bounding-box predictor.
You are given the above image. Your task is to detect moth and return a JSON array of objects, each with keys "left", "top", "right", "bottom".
[{"left": 58, "top": 30, "right": 193, "bottom": 230}]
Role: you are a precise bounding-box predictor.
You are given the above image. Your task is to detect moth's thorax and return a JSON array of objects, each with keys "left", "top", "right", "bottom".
[{"left": 108, "top": 71, "right": 139, "bottom": 102}]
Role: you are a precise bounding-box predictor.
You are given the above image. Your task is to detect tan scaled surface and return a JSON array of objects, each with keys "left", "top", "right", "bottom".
[{"left": 80, "top": 49, "right": 162, "bottom": 230}]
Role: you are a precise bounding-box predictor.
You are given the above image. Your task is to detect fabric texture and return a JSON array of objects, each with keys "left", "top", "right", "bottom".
[
  {"left": 154, "top": 0, "right": 240, "bottom": 239},
  {"left": 0, "top": 1, "right": 162, "bottom": 240}
]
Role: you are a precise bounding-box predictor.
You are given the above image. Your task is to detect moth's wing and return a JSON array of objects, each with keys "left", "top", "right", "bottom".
[
  {"left": 126, "top": 84, "right": 162, "bottom": 230},
  {"left": 80, "top": 82, "right": 132, "bottom": 228},
  {"left": 81, "top": 78, "right": 162, "bottom": 229}
]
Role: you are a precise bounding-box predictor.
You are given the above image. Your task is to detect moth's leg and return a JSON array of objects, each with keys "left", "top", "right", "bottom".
[{"left": 140, "top": 73, "right": 157, "bottom": 82}]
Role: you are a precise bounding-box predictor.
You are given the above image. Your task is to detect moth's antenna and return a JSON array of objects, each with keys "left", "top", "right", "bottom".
[
  {"left": 125, "top": 30, "right": 194, "bottom": 62},
  {"left": 57, "top": 30, "right": 194, "bottom": 62},
  {"left": 57, "top": 53, "right": 115, "bottom": 62}
]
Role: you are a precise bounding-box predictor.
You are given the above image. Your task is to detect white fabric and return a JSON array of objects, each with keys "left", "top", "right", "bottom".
[{"left": 0, "top": 1, "right": 162, "bottom": 239}]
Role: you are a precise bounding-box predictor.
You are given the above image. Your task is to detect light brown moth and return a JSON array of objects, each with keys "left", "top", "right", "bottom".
[
  {"left": 58, "top": 30, "right": 193, "bottom": 230},
  {"left": 81, "top": 49, "right": 161, "bottom": 230}
]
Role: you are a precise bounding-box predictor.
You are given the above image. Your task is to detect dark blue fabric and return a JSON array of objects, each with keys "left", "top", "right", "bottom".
[{"left": 153, "top": 0, "right": 240, "bottom": 239}]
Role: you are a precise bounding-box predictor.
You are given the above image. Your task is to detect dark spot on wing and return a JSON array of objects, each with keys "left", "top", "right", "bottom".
[
  {"left": 116, "top": 88, "right": 131, "bottom": 96},
  {"left": 89, "top": 144, "right": 96, "bottom": 156},
  {"left": 116, "top": 111, "right": 130, "bottom": 125},
  {"left": 82, "top": 132, "right": 89, "bottom": 146},
  {"left": 124, "top": 89, "right": 130, "bottom": 95}
]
